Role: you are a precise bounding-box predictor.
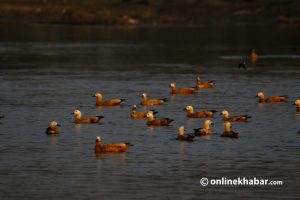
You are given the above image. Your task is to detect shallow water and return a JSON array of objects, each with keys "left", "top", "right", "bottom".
[{"left": 0, "top": 22, "right": 300, "bottom": 199}]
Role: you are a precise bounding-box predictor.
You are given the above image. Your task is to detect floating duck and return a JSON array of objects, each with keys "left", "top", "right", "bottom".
[
  {"left": 184, "top": 105, "right": 217, "bottom": 118},
  {"left": 46, "top": 121, "right": 61, "bottom": 135},
  {"left": 146, "top": 111, "right": 174, "bottom": 126},
  {"left": 169, "top": 83, "right": 195, "bottom": 94},
  {"left": 250, "top": 49, "right": 258, "bottom": 64},
  {"left": 256, "top": 92, "right": 288, "bottom": 103},
  {"left": 95, "top": 136, "right": 133, "bottom": 154},
  {"left": 293, "top": 99, "right": 300, "bottom": 112},
  {"left": 131, "top": 105, "right": 158, "bottom": 119},
  {"left": 195, "top": 77, "right": 215, "bottom": 89},
  {"left": 220, "top": 122, "right": 238, "bottom": 138},
  {"left": 194, "top": 119, "right": 213, "bottom": 136},
  {"left": 72, "top": 110, "right": 104, "bottom": 124},
  {"left": 176, "top": 126, "right": 194, "bottom": 142},
  {"left": 238, "top": 59, "right": 247, "bottom": 70},
  {"left": 140, "top": 93, "right": 168, "bottom": 106},
  {"left": 221, "top": 110, "right": 251, "bottom": 122},
  {"left": 93, "top": 93, "right": 125, "bottom": 106}
]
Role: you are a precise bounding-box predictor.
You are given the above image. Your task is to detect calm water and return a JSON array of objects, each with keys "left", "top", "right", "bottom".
[{"left": 0, "top": 22, "right": 300, "bottom": 199}]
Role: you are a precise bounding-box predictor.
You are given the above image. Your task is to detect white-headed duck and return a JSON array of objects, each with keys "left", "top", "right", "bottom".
[
  {"left": 293, "top": 99, "right": 300, "bottom": 112},
  {"left": 131, "top": 105, "right": 158, "bottom": 119},
  {"left": 72, "top": 110, "right": 104, "bottom": 124},
  {"left": 184, "top": 105, "right": 217, "bottom": 118},
  {"left": 46, "top": 121, "right": 61, "bottom": 135},
  {"left": 195, "top": 77, "right": 215, "bottom": 89},
  {"left": 221, "top": 110, "right": 251, "bottom": 122},
  {"left": 256, "top": 92, "right": 288, "bottom": 103},
  {"left": 146, "top": 111, "right": 174, "bottom": 126},
  {"left": 95, "top": 136, "right": 133, "bottom": 154},
  {"left": 169, "top": 83, "right": 195, "bottom": 94},
  {"left": 176, "top": 126, "right": 194, "bottom": 142},
  {"left": 250, "top": 49, "right": 258, "bottom": 64},
  {"left": 140, "top": 93, "right": 168, "bottom": 106},
  {"left": 220, "top": 122, "right": 238, "bottom": 138},
  {"left": 93, "top": 93, "right": 125, "bottom": 106},
  {"left": 194, "top": 119, "right": 213, "bottom": 136}
]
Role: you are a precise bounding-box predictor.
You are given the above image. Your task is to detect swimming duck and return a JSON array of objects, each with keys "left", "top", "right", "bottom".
[
  {"left": 146, "top": 111, "right": 174, "bottom": 126},
  {"left": 194, "top": 119, "right": 213, "bottom": 136},
  {"left": 169, "top": 83, "right": 195, "bottom": 94},
  {"left": 221, "top": 110, "right": 251, "bottom": 122},
  {"left": 195, "top": 77, "right": 215, "bottom": 89},
  {"left": 256, "top": 92, "right": 288, "bottom": 103},
  {"left": 95, "top": 136, "right": 133, "bottom": 154},
  {"left": 220, "top": 122, "right": 238, "bottom": 138},
  {"left": 93, "top": 93, "right": 125, "bottom": 106},
  {"left": 131, "top": 105, "right": 158, "bottom": 119},
  {"left": 250, "top": 49, "right": 258, "bottom": 64},
  {"left": 140, "top": 93, "right": 168, "bottom": 106},
  {"left": 184, "top": 105, "right": 217, "bottom": 118},
  {"left": 72, "top": 110, "right": 104, "bottom": 124},
  {"left": 176, "top": 126, "right": 195, "bottom": 142},
  {"left": 46, "top": 121, "right": 61, "bottom": 135},
  {"left": 238, "top": 59, "right": 247, "bottom": 70},
  {"left": 293, "top": 99, "right": 300, "bottom": 112}
]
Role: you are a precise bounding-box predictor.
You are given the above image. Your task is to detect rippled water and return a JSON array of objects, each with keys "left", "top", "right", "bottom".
[{"left": 0, "top": 22, "right": 299, "bottom": 199}]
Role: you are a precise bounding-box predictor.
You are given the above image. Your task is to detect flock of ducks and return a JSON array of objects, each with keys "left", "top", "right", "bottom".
[{"left": 42, "top": 50, "right": 299, "bottom": 154}]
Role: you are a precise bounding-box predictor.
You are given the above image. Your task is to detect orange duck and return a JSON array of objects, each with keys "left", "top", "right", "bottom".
[
  {"left": 146, "top": 111, "right": 174, "bottom": 126},
  {"left": 256, "top": 92, "right": 288, "bottom": 103},
  {"left": 93, "top": 93, "right": 125, "bottom": 106},
  {"left": 221, "top": 110, "right": 251, "bottom": 122},
  {"left": 195, "top": 77, "right": 215, "bottom": 89},
  {"left": 95, "top": 136, "right": 133, "bottom": 154},
  {"left": 176, "top": 126, "right": 194, "bottom": 142},
  {"left": 72, "top": 110, "right": 104, "bottom": 124},
  {"left": 250, "top": 49, "right": 258, "bottom": 64},
  {"left": 131, "top": 105, "right": 158, "bottom": 119},
  {"left": 169, "top": 83, "right": 195, "bottom": 94},
  {"left": 220, "top": 122, "right": 238, "bottom": 138},
  {"left": 194, "top": 120, "right": 213, "bottom": 136},
  {"left": 46, "top": 121, "right": 61, "bottom": 135},
  {"left": 184, "top": 106, "right": 217, "bottom": 118},
  {"left": 140, "top": 93, "right": 168, "bottom": 106},
  {"left": 293, "top": 100, "right": 300, "bottom": 112}
]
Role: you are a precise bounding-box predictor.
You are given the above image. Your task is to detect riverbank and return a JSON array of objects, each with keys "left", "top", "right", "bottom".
[{"left": 0, "top": 1, "right": 299, "bottom": 25}]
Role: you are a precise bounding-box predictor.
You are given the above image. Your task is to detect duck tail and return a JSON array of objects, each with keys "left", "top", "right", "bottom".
[
  {"left": 96, "top": 116, "right": 104, "bottom": 119},
  {"left": 125, "top": 143, "right": 134, "bottom": 146},
  {"left": 160, "top": 98, "right": 168, "bottom": 102},
  {"left": 210, "top": 110, "right": 218, "bottom": 113},
  {"left": 120, "top": 99, "right": 125, "bottom": 102}
]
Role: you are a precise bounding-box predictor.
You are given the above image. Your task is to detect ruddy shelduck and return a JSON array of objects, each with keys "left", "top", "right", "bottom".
[
  {"left": 95, "top": 136, "right": 133, "bottom": 154},
  {"left": 221, "top": 110, "right": 251, "bottom": 122},
  {"left": 194, "top": 120, "right": 213, "bottom": 136},
  {"left": 195, "top": 77, "right": 215, "bottom": 89},
  {"left": 140, "top": 93, "right": 168, "bottom": 106},
  {"left": 146, "top": 111, "right": 174, "bottom": 126},
  {"left": 176, "top": 126, "right": 194, "bottom": 142},
  {"left": 184, "top": 105, "right": 217, "bottom": 118},
  {"left": 46, "top": 121, "right": 61, "bottom": 135},
  {"left": 72, "top": 110, "right": 104, "bottom": 124},
  {"left": 256, "top": 92, "right": 288, "bottom": 103},
  {"left": 293, "top": 100, "right": 300, "bottom": 112},
  {"left": 220, "top": 122, "right": 238, "bottom": 138},
  {"left": 250, "top": 49, "right": 258, "bottom": 64},
  {"left": 169, "top": 83, "right": 195, "bottom": 94},
  {"left": 131, "top": 105, "right": 158, "bottom": 119},
  {"left": 93, "top": 93, "right": 125, "bottom": 106}
]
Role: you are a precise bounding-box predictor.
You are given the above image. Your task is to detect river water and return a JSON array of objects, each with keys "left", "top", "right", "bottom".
[{"left": 0, "top": 22, "right": 299, "bottom": 199}]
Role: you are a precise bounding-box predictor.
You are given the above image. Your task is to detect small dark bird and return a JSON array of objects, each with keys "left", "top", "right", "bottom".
[{"left": 238, "top": 59, "right": 247, "bottom": 70}]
